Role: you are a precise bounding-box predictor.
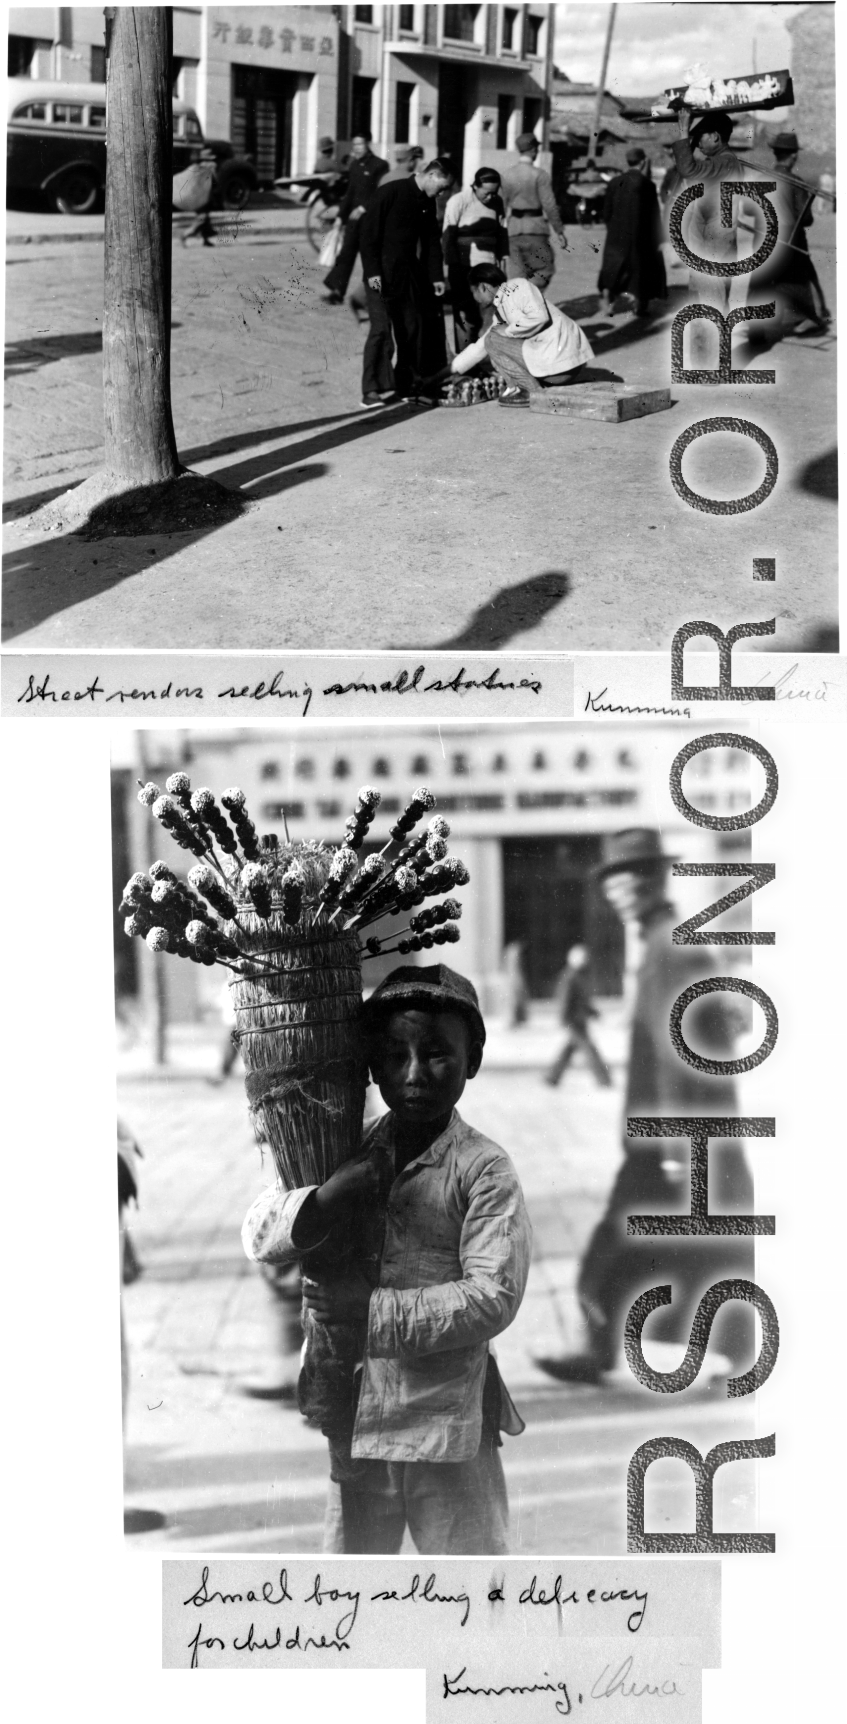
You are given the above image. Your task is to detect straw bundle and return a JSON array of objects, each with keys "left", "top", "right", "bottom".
[{"left": 226, "top": 899, "right": 366, "bottom": 1189}]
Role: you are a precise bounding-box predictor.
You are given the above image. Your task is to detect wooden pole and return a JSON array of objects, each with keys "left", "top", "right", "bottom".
[
  {"left": 588, "top": 2, "right": 617, "bottom": 162},
  {"left": 102, "top": 7, "right": 180, "bottom": 488}
]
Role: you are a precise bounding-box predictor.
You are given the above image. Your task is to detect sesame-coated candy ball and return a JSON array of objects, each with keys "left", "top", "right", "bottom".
[
  {"left": 124, "top": 912, "right": 149, "bottom": 938},
  {"left": 425, "top": 835, "right": 447, "bottom": 862},
  {"left": 190, "top": 788, "right": 215, "bottom": 816},
  {"left": 355, "top": 786, "right": 381, "bottom": 812},
  {"left": 220, "top": 788, "right": 246, "bottom": 811},
  {"left": 165, "top": 773, "right": 191, "bottom": 797},
  {"left": 410, "top": 787, "right": 436, "bottom": 810},
  {"left": 146, "top": 927, "right": 171, "bottom": 952},
  {"left": 393, "top": 866, "right": 418, "bottom": 894},
  {"left": 185, "top": 920, "right": 210, "bottom": 947},
  {"left": 137, "top": 782, "right": 160, "bottom": 806},
  {"left": 148, "top": 861, "right": 176, "bottom": 882},
  {"left": 428, "top": 817, "right": 450, "bottom": 840},
  {"left": 329, "top": 847, "right": 357, "bottom": 881},
  {"left": 126, "top": 872, "right": 148, "bottom": 895}
]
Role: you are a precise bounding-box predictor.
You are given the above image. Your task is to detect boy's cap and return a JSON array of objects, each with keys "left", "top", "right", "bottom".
[
  {"left": 516, "top": 130, "right": 539, "bottom": 153},
  {"left": 362, "top": 964, "right": 486, "bottom": 1046}
]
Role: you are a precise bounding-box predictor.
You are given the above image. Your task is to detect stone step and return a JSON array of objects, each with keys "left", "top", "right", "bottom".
[{"left": 530, "top": 383, "right": 672, "bottom": 421}]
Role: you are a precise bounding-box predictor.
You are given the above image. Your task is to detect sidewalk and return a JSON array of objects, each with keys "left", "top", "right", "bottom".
[
  {"left": 5, "top": 199, "right": 317, "bottom": 246},
  {"left": 119, "top": 1056, "right": 756, "bottom": 1554}
]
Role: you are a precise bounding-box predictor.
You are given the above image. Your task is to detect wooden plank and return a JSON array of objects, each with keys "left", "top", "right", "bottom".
[{"left": 530, "top": 384, "right": 672, "bottom": 422}]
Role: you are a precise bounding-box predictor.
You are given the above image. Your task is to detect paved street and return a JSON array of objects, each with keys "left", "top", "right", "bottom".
[
  {"left": 4, "top": 205, "right": 837, "bottom": 651},
  {"left": 120, "top": 1043, "right": 757, "bottom": 1555}
]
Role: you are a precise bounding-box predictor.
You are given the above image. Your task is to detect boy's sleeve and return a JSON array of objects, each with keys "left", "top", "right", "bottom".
[
  {"left": 366, "top": 1149, "right": 532, "bottom": 1358},
  {"left": 241, "top": 1184, "right": 330, "bottom": 1267}
]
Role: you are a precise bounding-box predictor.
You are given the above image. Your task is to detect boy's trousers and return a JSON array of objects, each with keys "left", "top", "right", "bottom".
[{"left": 323, "top": 1427, "right": 510, "bottom": 1555}]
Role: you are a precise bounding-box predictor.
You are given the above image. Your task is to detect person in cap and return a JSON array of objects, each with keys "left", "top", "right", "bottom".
[
  {"left": 242, "top": 963, "right": 532, "bottom": 1554},
  {"left": 597, "top": 146, "right": 667, "bottom": 318},
  {"left": 447, "top": 266, "right": 593, "bottom": 405},
  {"left": 312, "top": 135, "right": 339, "bottom": 174},
  {"left": 500, "top": 131, "right": 568, "bottom": 289},
  {"left": 380, "top": 143, "right": 425, "bottom": 186},
  {"left": 670, "top": 105, "right": 757, "bottom": 319},
  {"left": 442, "top": 167, "right": 510, "bottom": 348},
  {"left": 758, "top": 131, "right": 831, "bottom": 334},
  {"left": 535, "top": 828, "right": 754, "bottom": 1386}
]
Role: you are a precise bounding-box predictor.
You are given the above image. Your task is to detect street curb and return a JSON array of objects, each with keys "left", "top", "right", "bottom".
[{"left": 6, "top": 215, "right": 311, "bottom": 248}]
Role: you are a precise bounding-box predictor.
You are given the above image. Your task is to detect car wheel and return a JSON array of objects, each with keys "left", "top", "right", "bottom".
[
  {"left": 53, "top": 168, "right": 100, "bottom": 216},
  {"left": 221, "top": 173, "right": 252, "bottom": 211}
]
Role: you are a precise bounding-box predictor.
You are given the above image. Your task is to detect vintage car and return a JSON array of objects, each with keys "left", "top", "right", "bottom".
[{"left": 6, "top": 79, "right": 258, "bottom": 214}]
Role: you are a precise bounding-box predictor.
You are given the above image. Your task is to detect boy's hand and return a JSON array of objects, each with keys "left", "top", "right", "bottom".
[
  {"left": 314, "top": 1142, "right": 386, "bottom": 1220},
  {"left": 303, "top": 1272, "right": 373, "bottom": 1325}
]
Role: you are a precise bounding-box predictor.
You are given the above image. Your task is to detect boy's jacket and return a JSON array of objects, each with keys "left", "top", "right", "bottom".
[{"left": 242, "top": 1108, "right": 532, "bottom": 1463}]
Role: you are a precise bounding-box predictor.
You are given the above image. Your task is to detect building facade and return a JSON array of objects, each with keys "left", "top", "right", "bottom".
[
  {"left": 113, "top": 722, "right": 754, "bottom": 1035},
  {"left": 8, "top": 5, "right": 554, "bottom": 184}
]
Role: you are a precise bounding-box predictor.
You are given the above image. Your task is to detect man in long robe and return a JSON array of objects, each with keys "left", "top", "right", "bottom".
[
  {"left": 360, "top": 157, "right": 452, "bottom": 400},
  {"left": 598, "top": 147, "right": 667, "bottom": 317}
]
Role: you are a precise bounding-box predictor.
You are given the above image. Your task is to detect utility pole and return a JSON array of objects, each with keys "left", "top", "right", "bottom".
[{"left": 588, "top": 2, "right": 617, "bottom": 162}]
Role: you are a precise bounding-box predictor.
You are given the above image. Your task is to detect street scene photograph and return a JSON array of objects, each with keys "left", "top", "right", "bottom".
[
  {"left": 115, "top": 718, "right": 771, "bottom": 1555},
  {"left": 3, "top": 2, "right": 838, "bottom": 652}
]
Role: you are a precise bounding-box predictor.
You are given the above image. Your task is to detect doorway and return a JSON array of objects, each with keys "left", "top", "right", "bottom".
[
  {"left": 437, "top": 63, "right": 470, "bottom": 183},
  {"left": 502, "top": 835, "right": 625, "bottom": 998},
  {"left": 231, "top": 65, "right": 301, "bottom": 182}
]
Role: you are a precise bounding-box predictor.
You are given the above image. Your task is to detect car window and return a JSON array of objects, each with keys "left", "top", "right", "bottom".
[
  {"left": 54, "top": 103, "right": 84, "bottom": 125},
  {"left": 88, "top": 106, "right": 106, "bottom": 129},
  {"left": 13, "top": 102, "right": 48, "bottom": 121}
]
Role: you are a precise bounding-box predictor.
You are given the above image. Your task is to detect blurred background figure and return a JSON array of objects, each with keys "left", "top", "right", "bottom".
[
  {"left": 177, "top": 145, "right": 218, "bottom": 248},
  {"left": 597, "top": 146, "right": 667, "bottom": 319},
  {"left": 212, "top": 977, "right": 241, "bottom": 1083},
  {"left": 545, "top": 944, "right": 612, "bottom": 1088},
  {"left": 117, "top": 1118, "right": 142, "bottom": 1417},
  {"left": 239, "top": 1262, "right": 304, "bottom": 1404},
  {"left": 502, "top": 938, "right": 530, "bottom": 1028},
  {"left": 765, "top": 131, "right": 832, "bottom": 334},
  {"left": 536, "top": 827, "right": 754, "bottom": 1386},
  {"left": 312, "top": 134, "right": 338, "bottom": 175},
  {"left": 380, "top": 143, "right": 425, "bottom": 185}
]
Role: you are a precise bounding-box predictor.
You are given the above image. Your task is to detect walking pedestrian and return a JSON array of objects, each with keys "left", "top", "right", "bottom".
[
  {"left": 597, "top": 147, "right": 667, "bottom": 318},
  {"left": 500, "top": 132, "right": 568, "bottom": 290},
  {"left": 323, "top": 131, "right": 389, "bottom": 304},
  {"left": 242, "top": 965, "right": 531, "bottom": 1554},
  {"left": 359, "top": 157, "right": 452, "bottom": 401},
  {"left": 545, "top": 945, "right": 612, "bottom": 1088},
  {"left": 761, "top": 132, "right": 831, "bottom": 334},
  {"left": 442, "top": 167, "right": 510, "bottom": 348},
  {"left": 535, "top": 828, "right": 754, "bottom": 1386},
  {"left": 176, "top": 146, "right": 218, "bottom": 248}
]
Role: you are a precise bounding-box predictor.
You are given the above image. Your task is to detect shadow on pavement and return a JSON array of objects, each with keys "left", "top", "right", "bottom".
[
  {"left": 797, "top": 445, "right": 838, "bottom": 501},
  {"left": 4, "top": 325, "right": 179, "bottom": 375},
  {"left": 1, "top": 463, "right": 327, "bottom": 642},
  {"left": 425, "top": 569, "right": 571, "bottom": 650}
]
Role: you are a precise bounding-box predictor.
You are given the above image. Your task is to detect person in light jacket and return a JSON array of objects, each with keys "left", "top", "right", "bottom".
[{"left": 242, "top": 964, "right": 532, "bottom": 1556}]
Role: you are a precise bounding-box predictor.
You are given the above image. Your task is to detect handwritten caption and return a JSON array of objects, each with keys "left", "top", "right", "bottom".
[{"left": 162, "top": 1558, "right": 719, "bottom": 1716}]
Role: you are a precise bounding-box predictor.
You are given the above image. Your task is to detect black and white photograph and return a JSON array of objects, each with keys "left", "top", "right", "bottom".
[
  {"left": 2, "top": 2, "right": 837, "bottom": 651},
  {"left": 115, "top": 719, "right": 766, "bottom": 1555},
  {"left": 1, "top": 4, "right": 845, "bottom": 1722}
]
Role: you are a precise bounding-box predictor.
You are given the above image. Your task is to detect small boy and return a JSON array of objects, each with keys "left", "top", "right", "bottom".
[{"left": 242, "top": 963, "right": 532, "bottom": 1555}]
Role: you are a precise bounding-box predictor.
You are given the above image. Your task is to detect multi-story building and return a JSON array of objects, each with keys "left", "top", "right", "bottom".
[
  {"left": 335, "top": 4, "right": 554, "bottom": 181},
  {"left": 112, "top": 722, "right": 754, "bottom": 1034},
  {"left": 8, "top": 5, "right": 554, "bottom": 184}
]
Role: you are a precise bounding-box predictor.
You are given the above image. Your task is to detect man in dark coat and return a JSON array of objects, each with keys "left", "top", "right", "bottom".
[
  {"left": 598, "top": 147, "right": 667, "bottom": 317},
  {"left": 323, "top": 130, "right": 389, "bottom": 303},
  {"left": 360, "top": 156, "right": 452, "bottom": 399},
  {"left": 536, "top": 828, "right": 755, "bottom": 1385},
  {"left": 761, "top": 131, "right": 831, "bottom": 333}
]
